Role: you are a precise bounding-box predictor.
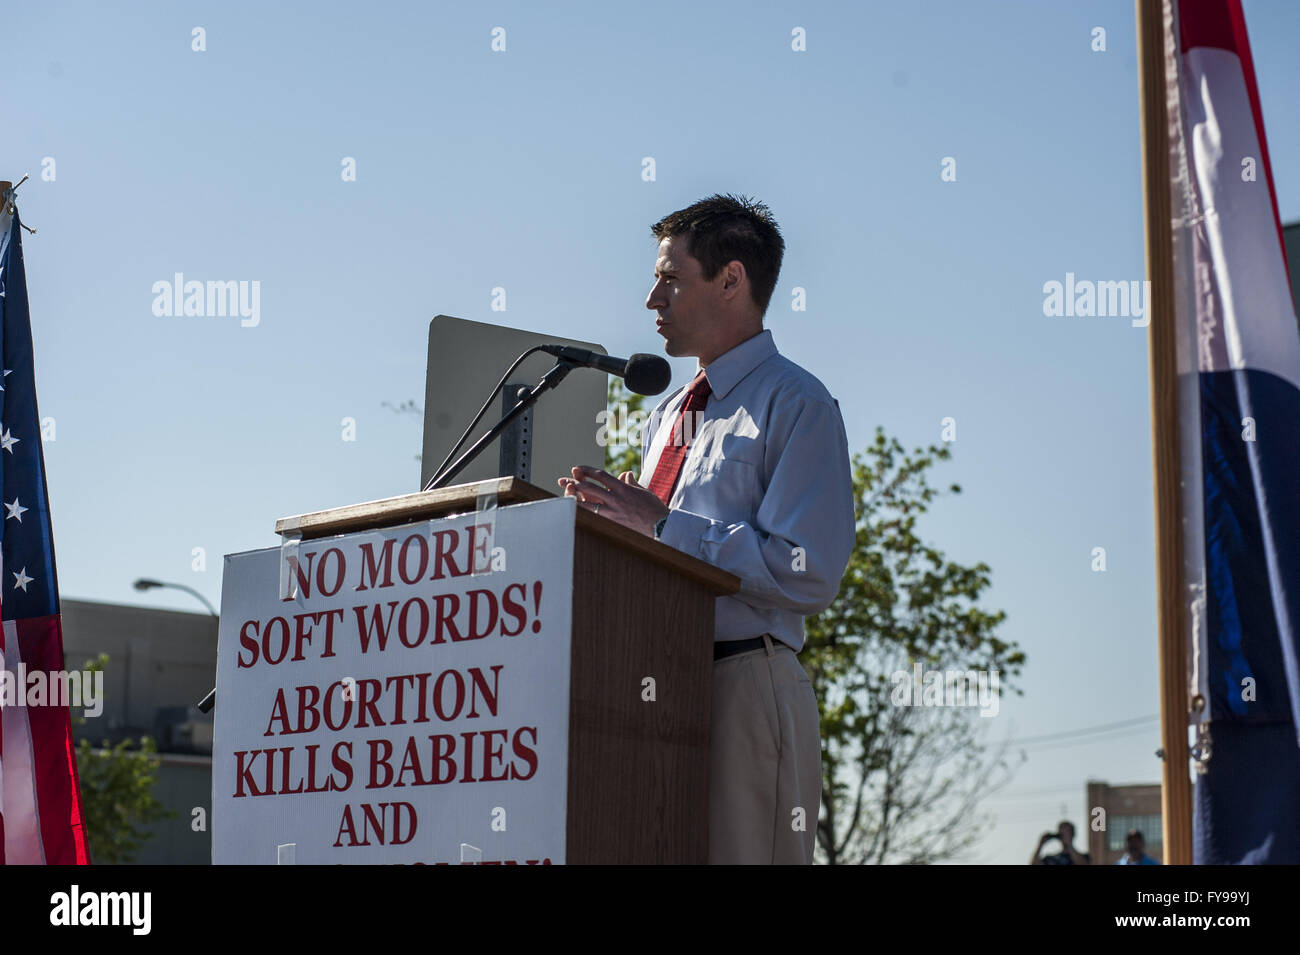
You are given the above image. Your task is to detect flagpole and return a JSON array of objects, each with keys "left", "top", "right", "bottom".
[{"left": 1135, "top": 0, "right": 1193, "bottom": 865}]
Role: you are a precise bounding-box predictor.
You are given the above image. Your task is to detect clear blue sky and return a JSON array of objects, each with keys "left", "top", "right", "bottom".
[{"left": 8, "top": 0, "right": 1299, "bottom": 864}]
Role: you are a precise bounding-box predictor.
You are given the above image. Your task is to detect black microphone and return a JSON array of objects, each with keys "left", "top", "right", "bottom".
[{"left": 538, "top": 345, "right": 671, "bottom": 396}]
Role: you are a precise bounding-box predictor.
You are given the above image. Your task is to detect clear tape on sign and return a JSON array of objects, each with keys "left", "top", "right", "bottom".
[
  {"left": 279, "top": 518, "right": 302, "bottom": 600},
  {"left": 471, "top": 484, "right": 499, "bottom": 577}
]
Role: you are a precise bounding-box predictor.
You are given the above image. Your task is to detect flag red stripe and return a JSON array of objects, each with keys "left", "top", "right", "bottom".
[
  {"left": 16, "top": 616, "right": 90, "bottom": 864},
  {"left": 0, "top": 621, "right": 5, "bottom": 866}
]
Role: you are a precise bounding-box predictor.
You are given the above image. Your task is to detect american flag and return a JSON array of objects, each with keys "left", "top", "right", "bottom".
[{"left": 0, "top": 196, "right": 90, "bottom": 864}]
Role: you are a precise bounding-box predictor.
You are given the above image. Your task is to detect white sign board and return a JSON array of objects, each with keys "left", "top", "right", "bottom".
[{"left": 213, "top": 496, "right": 576, "bottom": 865}]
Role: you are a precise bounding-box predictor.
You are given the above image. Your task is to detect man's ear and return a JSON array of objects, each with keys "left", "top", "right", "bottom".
[{"left": 722, "top": 259, "right": 746, "bottom": 293}]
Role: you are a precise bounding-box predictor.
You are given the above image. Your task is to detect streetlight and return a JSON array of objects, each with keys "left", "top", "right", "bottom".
[
  {"left": 132, "top": 578, "right": 218, "bottom": 617},
  {"left": 132, "top": 577, "right": 219, "bottom": 712}
]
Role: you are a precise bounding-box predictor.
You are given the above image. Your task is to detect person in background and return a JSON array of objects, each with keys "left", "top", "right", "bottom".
[
  {"left": 1116, "top": 828, "right": 1161, "bottom": 865},
  {"left": 1030, "top": 820, "right": 1091, "bottom": 864}
]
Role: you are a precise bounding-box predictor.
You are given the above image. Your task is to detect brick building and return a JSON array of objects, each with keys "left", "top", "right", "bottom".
[{"left": 1086, "top": 780, "right": 1163, "bottom": 864}]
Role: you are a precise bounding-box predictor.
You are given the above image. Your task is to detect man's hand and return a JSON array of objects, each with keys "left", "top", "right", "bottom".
[{"left": 557, "top": 465, "right": 669, "bottom": 538}]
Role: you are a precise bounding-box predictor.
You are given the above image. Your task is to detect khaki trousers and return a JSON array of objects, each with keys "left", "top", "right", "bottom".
[{"left": 708, "top": 635, "right": 821, "bottom": 864}]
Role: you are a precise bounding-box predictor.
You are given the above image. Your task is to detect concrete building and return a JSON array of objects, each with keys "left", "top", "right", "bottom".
[
  {"left": 61, "top": 598, "right": 216, "bottom": 864},
  {"left": 1086, "top": 780, "right": 1163, "bottom": 864}
]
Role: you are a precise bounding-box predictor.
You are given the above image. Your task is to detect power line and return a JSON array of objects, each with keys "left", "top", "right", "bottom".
[
  {"left": 982, "top": 784, "right": 1081, "bottom": 801},
  {"left": 1028, "top": 724, "right": 1161, "bottom": 752},
  {"left": 980, "top": 723, "right": 1165, "bottom": 806},
  {"left": 981, "top": 732, "right": 1162, "bottom": 801},
  {"left": 1001, "top": 714, "right": 1159, "bottom": 748}
]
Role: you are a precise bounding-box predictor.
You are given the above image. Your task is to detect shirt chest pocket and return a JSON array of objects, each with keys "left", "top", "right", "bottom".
[
  {"left": 688, "top": 455, "right": 762, "bottom": 519},
  {"left": 693, "top": 421, "right": 762, "bottom": 468}
]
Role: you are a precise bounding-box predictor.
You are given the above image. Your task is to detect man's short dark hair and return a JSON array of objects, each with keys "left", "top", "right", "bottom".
[
  {"left": 650, "top": 193, "right": 785, "bottom": 317},
  {"left": 1127, "top": 829, "right": 1144, "bottom": 841}
]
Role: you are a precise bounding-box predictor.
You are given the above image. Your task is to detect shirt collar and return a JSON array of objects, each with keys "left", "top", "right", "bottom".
[{"left": 699, "top": 329, "right": 777, "bottom": 400}]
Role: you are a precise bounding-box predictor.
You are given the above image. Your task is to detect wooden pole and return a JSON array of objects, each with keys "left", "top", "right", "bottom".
[{"left": 1135, "top": 0, "right": 1193, "bottom": 865}]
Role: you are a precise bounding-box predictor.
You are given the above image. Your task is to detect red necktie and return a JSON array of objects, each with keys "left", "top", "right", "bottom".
[{"left": 648, "top": 370, "right": 711, "bottom": 505}]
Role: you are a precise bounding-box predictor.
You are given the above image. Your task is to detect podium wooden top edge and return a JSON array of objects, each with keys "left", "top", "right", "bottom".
[
  {"left": 274, "top": 477, "right": 546, "bottom": 538},
  {"left": 274, "top": 477, "right": 740, "bottom": 596}
]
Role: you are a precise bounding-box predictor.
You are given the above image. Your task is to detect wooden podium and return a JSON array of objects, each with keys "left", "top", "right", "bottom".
[{"left": 269, "top": 478, "right": 739, "bottom": 864}]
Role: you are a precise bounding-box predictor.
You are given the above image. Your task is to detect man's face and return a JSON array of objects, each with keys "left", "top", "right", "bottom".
[
  {"left": 1127, "top": 835, "right": 1144, "bottom": 856},
  {"left": 645, "top": 234, "right": 723, "bottom": 360},
  {"left": 1059, "top": 823, "right": 1075, "bottom": 845}
]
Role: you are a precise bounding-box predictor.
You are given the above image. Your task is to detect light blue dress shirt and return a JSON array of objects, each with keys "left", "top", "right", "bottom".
[{"left": 638, "top": 329, "right": 855, "bottom": 652}]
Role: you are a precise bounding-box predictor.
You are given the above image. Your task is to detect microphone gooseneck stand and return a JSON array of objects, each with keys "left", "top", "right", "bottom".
[{"left": 424, "top": 358, "right": 578, "bottom": 491}]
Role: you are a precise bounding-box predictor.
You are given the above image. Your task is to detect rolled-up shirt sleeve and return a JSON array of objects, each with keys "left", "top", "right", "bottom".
[{"left": 657, "top": 395, "right": 856, "bottom": 615}]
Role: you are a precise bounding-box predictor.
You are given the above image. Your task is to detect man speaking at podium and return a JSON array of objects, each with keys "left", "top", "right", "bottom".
[{"left": 559, "top": 194, "right": 855, "bottom": 864}]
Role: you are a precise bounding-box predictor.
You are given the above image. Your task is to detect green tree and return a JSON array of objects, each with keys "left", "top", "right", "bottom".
[
  {"left": 606, "top": 379, "right": 1024, "bottom": 863},
  {"left": 73, "top": 653, "right": 175, "bottom": 864},
  {"left": 803, "top": 430, "right": 1023, "bottom": 863},
  {"left": 603, "top": 378, "right": 647, "bottom": 476}
]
